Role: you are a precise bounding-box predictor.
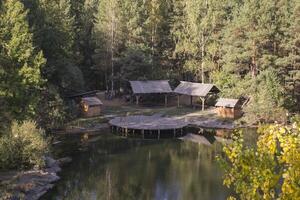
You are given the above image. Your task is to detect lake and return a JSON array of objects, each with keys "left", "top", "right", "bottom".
[{"left": 44, "top": 131, "right": 235, "bottom": 200}]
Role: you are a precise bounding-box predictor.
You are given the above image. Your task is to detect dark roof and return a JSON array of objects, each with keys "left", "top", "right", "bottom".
[
  {"left": 67, "top": 90, "right": 100, "bottom": 98},
  {"left": 174, "top": 81, "right": 220, "bottom": 97},
  {"left": 81, "top": 97, "right": 103, "bottom": 106},
  {"left": 215, "top": 98, "right": 239, "bottom": 108},
  {"left": 129, "top": 80, "right": 172, "bottom": 94}
]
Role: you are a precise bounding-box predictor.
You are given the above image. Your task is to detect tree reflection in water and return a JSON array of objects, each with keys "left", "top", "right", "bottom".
[{"left": 45, "top": 133, "right": 232, "bottom": 200}]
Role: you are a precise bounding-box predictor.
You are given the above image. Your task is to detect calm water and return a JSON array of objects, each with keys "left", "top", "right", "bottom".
[{"left": 44, "top": 132, "right": 235, "bottom": 200}]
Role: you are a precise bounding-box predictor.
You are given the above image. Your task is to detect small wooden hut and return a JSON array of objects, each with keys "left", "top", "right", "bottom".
[
  {"left": 81, "top": 97, "right": 103, "bottom": 117},
  {"left": 129, "top": 80, "right": 173, "bottom": 106},
  {"left": 174, "top": 81, "right": 220, "bottom": 110},
  {"left": 215, "top": 98, "right": 242, "bottom": 119}
]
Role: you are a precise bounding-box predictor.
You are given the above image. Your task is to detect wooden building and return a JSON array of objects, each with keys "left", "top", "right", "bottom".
[
  {"left": 174, "top": 81, "right": 220, "bottom": 110},
  {"left": 81, "top": 97, "right": 103, "bottom": 117},
  {"left": 215, "top": 98, "right": 242, "bottom": 119},
  {"left": 129, "top": 80, "right": 173, "bottom": 106}
]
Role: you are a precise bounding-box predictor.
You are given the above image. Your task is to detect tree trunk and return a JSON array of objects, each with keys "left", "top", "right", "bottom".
[
  {"left": 151, "top": 27, "right": 154, "bottom": 77},
  {"left": 251, "top": 40, "right": 257, "bottom": 78},
  {"left": 111, "top": 9, "right": 115, "bottom": 95},
  {"left": 201, "top": 32, "right": 205, "bottom": 83}
]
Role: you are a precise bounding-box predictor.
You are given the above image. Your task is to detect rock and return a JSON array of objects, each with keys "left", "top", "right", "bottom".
[
  {"left": 46, "top": 162, "right": 61, "bottom": 174},
  {"left": 0, "top": 156, "right": 62, "bottom": 200},
  {"left": 0, "top": 170, "right": 18, "bottom": 182},
  {"left": 52, "top": 140, "right": 62, "bottom": 145},
  {"left": 57, "top": 157, "right": 72, "bottom": 166},
  {"left": 44, "top": 165, "right": 61, "bottom": 174},
  {"left": 45, "top": 156, "right": 58, "bottom": 168},
  {"left": 44, "top": 156, "right": 61, "bottom": 173},
  {"left": 25, "top": 183, "right": 54, "bottom": 200}
]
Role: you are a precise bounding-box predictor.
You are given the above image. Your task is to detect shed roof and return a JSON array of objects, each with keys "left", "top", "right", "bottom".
[
  {"left": 174, "top": 81, "right": 220, "bottom": 97},
  {"left": 81, "top": 97, "right": 103, "bottom": 106},
  {"left": 129, "top": 80, "right": 172, "bottom": 94},
  {"left": 67, "top": 90, "right": 100, "bottom": 98},
  {"left": 215, "top": 98, "right": 239, "bottom": 108}
]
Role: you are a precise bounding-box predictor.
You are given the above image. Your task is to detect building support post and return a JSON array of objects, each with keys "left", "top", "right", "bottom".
[
  {"left": 200, "top": 97, "right": 205, "bottom": 111},
  {"left": 164, "top": 94, "right": 168, "bottom": 107},
  {"left": 173, "top": 129, "right": 176, "bottom": 138},
  {"left": 177, "top": 95, "right": 180, "bottom": 107},
  {"left": 190, "top": 96, "right": 193, "bottom": 107},
  {"left": 125, "top": 128, "right": 128, "bottom": 137},
  {"left": 158, "top": 130, "right": 160, "bottom": 140},
  {"left": 142, "top": 130, "right": 145, "bottom": 139},
  {"left": 136, "top": 95, "right": 139, "bottom": 105}
]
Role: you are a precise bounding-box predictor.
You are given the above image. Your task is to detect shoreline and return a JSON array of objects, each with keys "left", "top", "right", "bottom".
[{"left": 0, "top": 157, "right": 71, "bottom": 200}]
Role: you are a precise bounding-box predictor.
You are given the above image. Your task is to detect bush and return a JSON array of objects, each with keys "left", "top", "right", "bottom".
[
  {"left": 218, "top": 123, "right": 300, "bottom": 199},
  {"left": 0, "top": 120, "right": 49, "bottom": 170}
]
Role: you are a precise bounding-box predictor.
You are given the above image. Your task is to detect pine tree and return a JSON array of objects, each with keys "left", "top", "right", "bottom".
[
  {"left": 0, "top": 0, "right": 45, "bottom": 121},
  {"left": 94, "top": 0, "right": 124, "bottom": 93},
  {"left": 221, "top": 0, "right": 282, "bottom": 77},
  {"left": 144, "top": 0, "right": 163, "bottom": 76},
  {"left": 22, "top": 0, "right": 85, "bottom": 93},
  {"left": 276, "top": 0, "right": 300, "bottom": 110}
]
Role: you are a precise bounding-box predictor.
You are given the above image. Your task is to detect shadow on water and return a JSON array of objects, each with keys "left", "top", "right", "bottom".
[{"left": 43, "top": 129, "right": 258, "bottom": 200}]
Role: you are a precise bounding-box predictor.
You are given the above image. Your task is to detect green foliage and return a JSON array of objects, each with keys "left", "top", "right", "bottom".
[
  {"left": 172, "top": 0, "right": 233, "bottom": 82},
  {"left": 36, "top": 85, "right": 67, "bottom": 131},
  {"left": 242, "top": 69, "right": 286, "bottom": 124},
  {"left": 212, "top": 70, "right": 250, "bottom": 98},
  {"left": 119, "top": 46, "right": 153, "bottom": 90},
  {"left": 218, "top": 123, "right": 300, "bottom": 199},
  {"left": 0, "top": 0, "right": 299, "bottom": 128},
  {"left": 28, "top": 0, "right": 85, "bottom": 93},
  {"left": 0, "top": 120, "right": 49, "bottom": 170},
  {"left": 0, "top": 0, "right": 45, "bottom": 121},
  {"left": 213, "top": 67, "right": 287, "bottom": 124}
]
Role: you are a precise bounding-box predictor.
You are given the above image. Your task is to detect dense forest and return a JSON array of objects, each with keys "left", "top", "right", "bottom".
[
  {"left": 0, "top": 0, "right": 299, "bottom": 129},
  {"left": 0, "top": 1, "right": 300, "bottom": 199}
]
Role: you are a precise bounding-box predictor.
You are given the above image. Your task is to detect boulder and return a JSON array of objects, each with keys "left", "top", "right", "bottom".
[
  {"left": 0, "top": 156, "right": 63, "bottom": 200},
  {"left": 57, "top": 157, "right": 72, "bottom": 166}
]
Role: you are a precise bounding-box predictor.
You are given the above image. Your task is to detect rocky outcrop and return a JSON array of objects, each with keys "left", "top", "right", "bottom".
[{"left": 0, "top": 156, "right": 71, "bottom": 200}]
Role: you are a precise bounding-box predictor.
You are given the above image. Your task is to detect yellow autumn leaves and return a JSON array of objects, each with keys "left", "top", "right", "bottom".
[{"left": 219, "top": 123, "right": 300, "bottom": 200}]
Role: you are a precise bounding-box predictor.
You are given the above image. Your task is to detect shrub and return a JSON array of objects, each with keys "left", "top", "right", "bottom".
[
  {"left": 218, "top": 123, "right": 300, "bottom": 199},
  {"left": 0, "top": 120, "right": 49, "bottom": 170}
]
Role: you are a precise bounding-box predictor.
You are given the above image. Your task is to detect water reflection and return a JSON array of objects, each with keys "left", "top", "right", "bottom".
[{"left": 45, "top": 133, "right": 232, "bottom": 200}]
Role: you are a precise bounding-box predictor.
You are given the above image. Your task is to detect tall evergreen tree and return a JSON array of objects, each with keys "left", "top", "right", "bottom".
[
  {"left": 276, "top": 0, "right": 300, "bottom": 110},
  {"left": 0, "top": 0, "right": 45, "bottom": 121},
  {"left": 94, "top": 0, "right": 124, "bottom": 93},
  {"left": 221, "top": 0, "right": 281, "bottom": 77},
  {"left": 172, "top": 0, "right": 234, "bottom": 82},
  {"left": 22, "top": 0, "right": 85, "bottom": 94}
]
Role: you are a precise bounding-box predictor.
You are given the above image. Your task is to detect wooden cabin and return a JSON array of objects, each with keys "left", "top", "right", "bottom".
[
  {"left": 81, "top": 97, "right": 103, "bottom": 117},
  {"left": 215, "top": 98, "right": 243, "bottom": 119}
]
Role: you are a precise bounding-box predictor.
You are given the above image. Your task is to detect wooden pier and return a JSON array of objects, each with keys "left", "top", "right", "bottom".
[{"left": 109, "top": 115, "right": 188, "bottom": 139}]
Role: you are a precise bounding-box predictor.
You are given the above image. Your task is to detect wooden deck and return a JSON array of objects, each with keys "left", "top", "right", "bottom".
[
  {"left": 109, "top": 115, "right": 188, "bottom": 130},
  {"left": 108, "top": 112, "right": 236, "bottom": 139},
  {"left": 109, "top": 115, "right": 188, "bottom": 139}
]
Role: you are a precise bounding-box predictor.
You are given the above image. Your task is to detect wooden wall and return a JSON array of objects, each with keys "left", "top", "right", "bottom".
[
  {"left": 216, "top": 107, "right": 242, "bottom": 119},
  {"left": 82, "top": 105, "right": 101, "bottom": 117}
]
